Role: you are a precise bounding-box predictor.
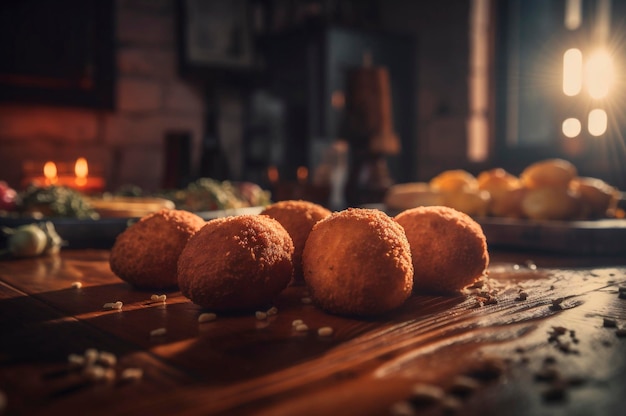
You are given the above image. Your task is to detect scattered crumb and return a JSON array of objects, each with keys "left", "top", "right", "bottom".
[
  {"left": 198, "top": 312, "right": 217, "bottom": 323},
  {"left": 71, "top": 281, "right": 82, "bottom": 289},
  {"left": 150, "top": 327, "right": 167, "bottom": 337},
  {"left": 449, "top": 375, "right": 480, "bottom": 396},
  {"left": 409, "top": 383, "right": 445, "bottom": 405},
  {"left": 294, "top": 323, "right": 309, "bottom": 332},
  {"left": 603, "top": 318, "right": 617, "bottom": 328},
  {"left": 317, "top": 326, "right": 334, "bottom": 337},
  {"left": 255, "top": 311, "right": 268, "bottom": 320},
  {"left": 292, "top": 319, "right": 304, "bottom": 327},
  {"left": 515, "top": 291, "right": 528, "bottom": 301},
  {"left": 389, "top": 400, "right": 416, "bottom": 416},
  {"left": 120, "top": 368, "right": 143, "bottom": 382},
  {"left": 267, "top": 306, "right": 278, "bottom": 316},
  {"left": 103, "top": 301, "right": 123, "bottom": 310},
  {"left": 98, "top": 351, "right": 117, "bottom": 367}
]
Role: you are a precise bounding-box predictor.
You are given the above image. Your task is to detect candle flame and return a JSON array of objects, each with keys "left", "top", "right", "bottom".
[
  {"left": 75, "top": 157, "right": 88, "bottom": 186},
  {"left": 43, "top": 161, "right": 58, "bottom": 184}
]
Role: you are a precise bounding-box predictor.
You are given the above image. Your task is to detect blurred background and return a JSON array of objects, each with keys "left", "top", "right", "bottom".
[{"left": 0, "top": 0, "right": 625, "bottom": 207}]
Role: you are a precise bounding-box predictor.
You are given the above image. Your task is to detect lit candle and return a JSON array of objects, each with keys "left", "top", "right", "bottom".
[
  {"left": 75, "top": 157, "right": 88, "bottom": 187},
  {"left": 43, "top": 161, "right": 58, "bottom": 186}
]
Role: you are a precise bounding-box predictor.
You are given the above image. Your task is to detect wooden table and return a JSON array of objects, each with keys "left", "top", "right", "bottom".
[{"left": 1, "top": 249, "right": 625, "bottom": 416}]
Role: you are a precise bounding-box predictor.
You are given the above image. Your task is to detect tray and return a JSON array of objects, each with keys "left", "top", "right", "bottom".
[
  {"left": 0, "top": 206, "right": 265, "bottom": 249},
  {"left": 476, "top": 217, "right": 626, "bottom": 255}
]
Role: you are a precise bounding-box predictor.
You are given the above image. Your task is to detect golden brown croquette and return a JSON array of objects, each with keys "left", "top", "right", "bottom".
[
  {"left": 302, "top": 208, "right": 413, "bottom": 317},
  {"left": 260, "top": 200, "right": 331, "bottom": 283},
  {"left": 177, "top": 214, "right": 294, "bottom": 311},
  {"left": 109, "top": 209, "right": 206, "bottom": 289},
  {"left": 395, "top": 206, "right": 489, "bottom": 294}
]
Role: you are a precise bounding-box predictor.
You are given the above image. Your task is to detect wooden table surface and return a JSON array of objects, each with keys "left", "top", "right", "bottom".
[{"left": 1, "top": 249, "right": 625, "bottom": 416}]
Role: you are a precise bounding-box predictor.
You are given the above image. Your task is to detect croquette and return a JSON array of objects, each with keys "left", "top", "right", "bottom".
[
  {"left": 177, "top": 214, "right": 294, "bottom": 311},
  {"left": 109, "top": 209, "right": 206, "bottom": 289},
  {"left": 302, "top": 208, "right": 413, "bottom": 317},
  {"left": 395, "top": 206, "right": 489, "bottom": 294},
  {"left": 260, "top": 200, "right": 331, "bottom": 283}
]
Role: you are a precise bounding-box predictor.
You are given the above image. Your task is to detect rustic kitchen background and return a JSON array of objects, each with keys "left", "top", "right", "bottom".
[{"left": 1, "top": 0, "right": 624, "bottom": 199}]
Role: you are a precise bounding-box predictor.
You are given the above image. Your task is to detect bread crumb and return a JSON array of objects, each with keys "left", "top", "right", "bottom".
[
  {"left": 150, "top": 327, "right": 167, "bottom": 337},
  {"left": 198, "top": 312, "right": 217, "bottom": 323},
  {"left": 317, "top": 326, "right": 334, "bottom": 337}
]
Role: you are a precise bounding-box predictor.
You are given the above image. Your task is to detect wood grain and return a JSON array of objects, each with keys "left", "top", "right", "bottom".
[{"left": 0, "top": 250, "right": 625, "bottom": 415}]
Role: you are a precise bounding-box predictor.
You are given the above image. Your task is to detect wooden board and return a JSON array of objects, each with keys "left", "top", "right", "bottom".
[{"left": 0, "top": 250, "right": 625, "bottom": 415}]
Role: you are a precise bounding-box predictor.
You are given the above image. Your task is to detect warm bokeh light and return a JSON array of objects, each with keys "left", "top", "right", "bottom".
[
  {"left": 331, "top": 90, "right": 345, "bottom": 109},
  {"left": 585, "top": 49, "right": 613, "bottom": 99},
  {"left": 564, "top": 0, "right": 582, "bottom": 30},
  {"left": 588, "top": 109, "right": 608, "bottom": 136},
  {"left": 562, "top": 117, "right": 582, "bottom": 138},
  {"left": 74, "top": 157, "right": 88, "bottom": 178},
  {"left": 563, "top": 48, "right": 583, "bottom": 96},
  {"left": 267, "top": 165, "right": 279, "bottom": 183},
  {"left": 43, "top": 161, "right": 58, "bottom": 184},
  {"left": 297, "top": 166, "right": 308, "bottom": 183}
]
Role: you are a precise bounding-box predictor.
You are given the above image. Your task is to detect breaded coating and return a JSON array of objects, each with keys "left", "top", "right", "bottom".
[
  {"left": 302, "top": 208, "right": 413, "bottom": 317},
  {"left": 109, "top": 209, "right": 206, "bottom": 289},
  {"left": 395, "top": 206, "right": 489, "bottom": 294},
  {"left": 260, "top": 200, "right": 331, "bottom": 284},
  {"left": 177, "top": 214, "right": 294, "bottom": 311}
]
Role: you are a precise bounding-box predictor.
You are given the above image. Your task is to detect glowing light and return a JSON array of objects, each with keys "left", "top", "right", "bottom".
[
  {"left": 562, "top": 118, "right": 582, "bottom": 138},
  {"left": 297, "top": 166, "right": 308, "bottom": 183},
  {"left": 563, "top": 48, "right": 583, "bottom": 96},
  {"left": 565, "top": 0, "right": 582, "bottom": 30},
  {"left": 588, "top": 109, "right": 607, "bottom": 136},
  {"left": 43, "top": 161, "right": 58, "bottom": 184},
  {"left": 267, "top": 166, "right": 279, "bottom": 183},
  {"left": 74, "top": 158, "right": 88, "bottom": 178},
  {"left": 585, "top": 49, "right": 613, "bottom": 99}
]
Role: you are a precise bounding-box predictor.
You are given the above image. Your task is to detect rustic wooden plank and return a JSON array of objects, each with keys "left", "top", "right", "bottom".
[
  {"left": 1, "top": 250, "right": 625, "bottom": 415},
  {"left": 0, "top": 278, "right": 198, "bottom": 416}
]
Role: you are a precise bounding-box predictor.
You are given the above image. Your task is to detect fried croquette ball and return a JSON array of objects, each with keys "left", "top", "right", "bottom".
[
  {"left": 302, "top": 208, "right": 413, "bottom": 317},
  {"left": 177, "top": 215, "right": 294, "bottom": 311},
  {"left": 109, "top": 209, "right": 206, "bottom": 289},
  {"left": 260, "top": 200, "right": 331, "bottom": 283},
  {"left": 395, "top": 206, "right": 489, "bottom": 294},
  {"left": 430, "top": 169, "right": 479, "bottom": 192},
  {"left": 520, "top": 158, "right": 577, "bottom": 190}
]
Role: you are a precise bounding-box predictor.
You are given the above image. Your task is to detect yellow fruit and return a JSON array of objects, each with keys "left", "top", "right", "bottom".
[
  {"left": 521, "top": 187, "right": 581, "bottom": 220},
  {"left": 430, "top": 169, "right": 478, "bottom": 192},
  {"left": 442, "top": 189, "right": 490, "bottom": 217},
  {"left": 520, "top": 159, "right": 577, "bottom": 190},
  {"left": 477, "top": 168, "right": 522, "bottom": 216}
]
